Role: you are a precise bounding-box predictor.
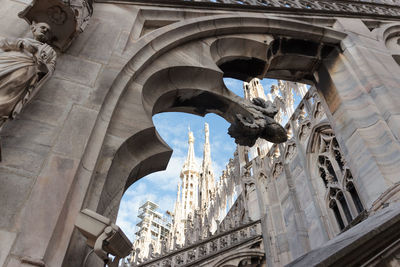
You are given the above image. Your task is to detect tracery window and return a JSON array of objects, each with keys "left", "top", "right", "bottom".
[{"left": 314, "top": 128, "right": 364, "bottom": 231}]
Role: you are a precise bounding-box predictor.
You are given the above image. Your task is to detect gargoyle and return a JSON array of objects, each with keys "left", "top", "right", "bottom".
[{"left": 228, "top": 97, "right": 287, "bottom": 147}]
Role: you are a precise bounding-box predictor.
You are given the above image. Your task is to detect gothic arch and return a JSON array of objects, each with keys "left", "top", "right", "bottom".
[
  {"left": 283, "top": 139, "right": 297, "bottom": 163},
  {"left": 377, "top": 23, "right": 400, "bottom": 65},
  {"left": 81, "top": 14, "right": 347, "bottom": 224},
  {"left": 306, "top": 121, "right": 331, "bottom": 155},
  {"left": 306, "top": 123, "right": 364, "bottom": 234}
]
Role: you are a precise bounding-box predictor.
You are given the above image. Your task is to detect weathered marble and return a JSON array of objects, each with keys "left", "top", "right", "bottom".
[{"left": 0, "top": 1, "right": 400, "bottom": 267}]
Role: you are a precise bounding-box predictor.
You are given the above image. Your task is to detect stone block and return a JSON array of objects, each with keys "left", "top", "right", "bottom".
[
  {"left": 0, "top": 2, "right": 30, "bottom": 38},
  {"left": 67, "top": 18, "right": 121, "bottom": 64},
  {"left": 306, "top": 216, "right": 326, "bottom": 249},
  {"left": 0, "top": 168, "right": 33, "bottom": 229},
  {"left": 53, "top": 105, "right": 98, "bottom": 159},
  {"left": 295, "top": 173, "right": 311, "bottom": 210},
  {"left": 276, "top": 233, "right": 289, "bottom": 254},
  {"left": 1, "top": 118, "right": 57, "bottom": 147},
  {"left": 333, "top": 18, "right": 372, "bottom": 38},
  {"left": 53, "top": 54, "right": 102, "bottom": 87},
  {"left": 276, "top": 175, "right": 289, "bottom": 199},
  {"left": 271, "top": 205, "right": 284, "bottom": 233},
  {"left": 4, "top": 257, "right": 22, "bottom": 267},
  {"left": 287, "top": 203, "right": 400, "bottom": 267},
  {"left": 115, "top": 30, "right": 131, "bottom": 55},
  {"left": 282, "top": 198, "right": 295, "bottom": 227},
  {"left": 1, "top": 138, "right": 49, "bottom": 175},
  {"left": 78, "top": 19, "right": 121, "bottom": 64},
  {"left": 86, "top": 67, "right": 120, "bottom": 109},
  {"left": 0, "top": 230, "right": 17, "bottom": 266},
  {"left": 267, "top": 181, "right": 279, "bottom": 204},
  {"left": 92, "top": 4, "right": 138, "bottom": 31},
  {"left": 35, "top": 77, "right": 91, "bottom": 106},
  {"left": 19, "top": 100, "right": 68, "bottom": 127},
  {"left": 11, "top": 154, "right": 79, "bottom": 260}
]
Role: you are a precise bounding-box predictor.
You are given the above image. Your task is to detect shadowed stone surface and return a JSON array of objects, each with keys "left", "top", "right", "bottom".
[{"left": 0, "top": 1, "right": 400, "bottom": 267}]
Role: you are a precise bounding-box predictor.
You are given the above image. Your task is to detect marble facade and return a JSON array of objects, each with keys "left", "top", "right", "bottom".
[{"left": 1, "top": 0, "right": 400, "bottom": 266}]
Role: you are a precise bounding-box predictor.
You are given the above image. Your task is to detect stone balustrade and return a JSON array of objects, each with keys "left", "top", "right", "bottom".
[{"left": 130, "top": 220, "right": 262, "bottom": 267}]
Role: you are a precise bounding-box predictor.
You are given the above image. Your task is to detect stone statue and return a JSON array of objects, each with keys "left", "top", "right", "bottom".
[
  {"left": 134, "top": 248, "right": 141, "bottom": 265},
  {"left": 148, "top": 243, "right": 154, "bottom": 259},
  {"left": 0, "top": 22, "right": 56, "bottom": 128},
  {"left": 161, "top": 239, "right": 168, "bottom": 255},
  {"left": 228, "top": 97, "right": 287, "bottom": 147}
]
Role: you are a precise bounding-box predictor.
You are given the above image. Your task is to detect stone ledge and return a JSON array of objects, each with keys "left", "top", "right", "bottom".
[
  {"left": 94, "top": 0, "right": 400, "bottom": 20},
  {"left": 287, "top": 202, "right": 400, "bottom": 266}
]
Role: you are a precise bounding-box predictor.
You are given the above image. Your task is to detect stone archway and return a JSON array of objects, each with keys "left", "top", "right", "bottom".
[
  {"left": 91, "top": 14, "right": 346, "bottom": 222},
  {"left": 62, "top": 13, "right": 400, "bottom": 266}
]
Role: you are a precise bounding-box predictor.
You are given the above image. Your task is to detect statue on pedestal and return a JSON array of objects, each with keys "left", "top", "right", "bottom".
[{"left": 0, "top": 22, "right": 56, "bottom": 158}]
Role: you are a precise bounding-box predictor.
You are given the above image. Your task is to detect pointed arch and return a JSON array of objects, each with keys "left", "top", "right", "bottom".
[{"left": 307, "top": 123, "right": 364, "bottom": 234}]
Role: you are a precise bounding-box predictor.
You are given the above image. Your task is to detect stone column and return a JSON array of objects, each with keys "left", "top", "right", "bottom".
[{"left": 316, "top": 18, "right": 400, "bottom": 209}]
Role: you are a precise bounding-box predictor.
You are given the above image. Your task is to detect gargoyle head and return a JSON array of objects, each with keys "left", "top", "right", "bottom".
[{"left": 228, "top": 97, "right": 287, "bottom": 147}]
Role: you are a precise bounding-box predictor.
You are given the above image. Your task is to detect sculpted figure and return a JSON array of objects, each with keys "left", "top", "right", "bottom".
[
  {"left": 148, "top": 243, "right": 154, "bottom": 259},
  {"left": 228, "top": 97, "right": 287, "bottom": 147},
  {"left": 0, "top": 22, "right": 56, "bottom": 128}
]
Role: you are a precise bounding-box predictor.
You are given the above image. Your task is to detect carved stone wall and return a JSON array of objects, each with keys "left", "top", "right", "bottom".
[
  {"left": 246, "top": 84, "right": 400, "bottom": 265},
  {"left": 1, "top": 1, "right": 400, "bottom": 267}
]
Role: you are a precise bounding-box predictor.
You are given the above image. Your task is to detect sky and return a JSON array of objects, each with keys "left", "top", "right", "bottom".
[{"left": 116, "top": 78, "right": 280, "bottom": 241}]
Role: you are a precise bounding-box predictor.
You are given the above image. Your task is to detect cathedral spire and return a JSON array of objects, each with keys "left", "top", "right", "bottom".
[
  {"left": 202, "top": 123, "right": 211, "bottom": 170},
  {"left": 199, "top": 123, "right": 215, "bottom": 211},
  {"left": 182, "top": 129, "right": 197, "bottom": 172}
]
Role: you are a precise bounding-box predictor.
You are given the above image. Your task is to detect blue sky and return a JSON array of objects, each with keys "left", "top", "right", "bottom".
[{"left": 116, "top": 78, "right": 279, "bottom": 241}]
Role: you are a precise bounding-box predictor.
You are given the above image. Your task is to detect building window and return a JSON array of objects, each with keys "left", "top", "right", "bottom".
[{"left": 313, "top": 127, "right": 364, "bottom": 232}]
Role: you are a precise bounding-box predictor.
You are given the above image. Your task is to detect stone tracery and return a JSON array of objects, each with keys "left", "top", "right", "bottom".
[{"left": 312, "top": 127, "right": 364, "bottom": 231}]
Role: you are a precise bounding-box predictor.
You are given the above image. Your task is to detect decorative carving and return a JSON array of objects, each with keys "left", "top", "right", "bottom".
[
  {"left": 201, "top": 244, "right": 209, "bottom": 257},
  {"left": 47, "top": 6, "right": 67, "bottom": 25},
  {"left": 311, "top": 127, "right": 365, "bottom": 231},
  {"left": 18, "top": 0, "right": 93, "bottom": 51},
  {"left": 187, "top": 250, "right": 195, "bottom": 262},
  {"left": 161, "top": 240, "right": 168, "bottom": 256},
  {"left": 138, "top": 0, "right": 400, "bottom": 18},
  {"left": 137, "top": 221, "right": 262, "bottom": 266},
  {"left": 285, "top": 142, "right": 297, "bottom": 162},
  {"left": 220, "top": 236, "right": 228, "bottom": 248},
  {"left": 230, "top": 232, "right": 238, "bottom": 244},
  {"left": 298, "top": 120, "right": 312, "bottom": 141},
  {"left": 175, "top": 254, "right": 184, "bottom": 265},
  {"left": 0, "top": 29, "right": 56, "bottom": 129},
  {"left": 161, "top": 259, "right": 171, "bottom": 267},
  {"left": 228, "top": 97, "right": 287, "bottom": 147},
  {"left": 313, "top": 101, "right": 324, "bottom": 119},
  {"left": 272, "top": 162, "right": 283, "bottom": 179},
  {"left": 210, "top": 240, "right": 218, "bottom": 252},
  {"left": 148, "top": 243, "right": 155, "bottom": 259},
  {"left": 240, "top": 229, "right": 247, "bottom": 239}
]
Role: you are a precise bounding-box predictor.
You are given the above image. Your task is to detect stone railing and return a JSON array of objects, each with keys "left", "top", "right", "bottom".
[
  {"left": 131, "top": 220, "right": 262, "bottom": 267},
  {"left": 99, "top": 0, "right": 400, "bottom": 18}
]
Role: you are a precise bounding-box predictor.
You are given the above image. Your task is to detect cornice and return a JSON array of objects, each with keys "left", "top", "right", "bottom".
[{"left": 94, "top": 0, "right": 400, "bottom": 20}]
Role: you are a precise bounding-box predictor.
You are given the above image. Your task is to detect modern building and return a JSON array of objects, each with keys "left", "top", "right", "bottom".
[{"left": 131, "top": 201, "right": 171, "bottom": 261}]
